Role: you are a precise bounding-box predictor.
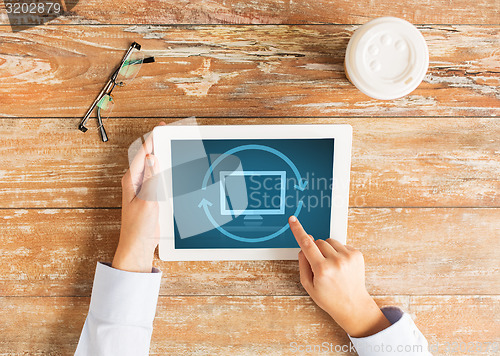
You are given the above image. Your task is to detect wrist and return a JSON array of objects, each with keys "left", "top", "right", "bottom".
[
  {"left": 112, "top": 243, "right": 155, "bottom": 273},
  {"left": 331, "top": 293, "right": 392, "bottom": 338}
]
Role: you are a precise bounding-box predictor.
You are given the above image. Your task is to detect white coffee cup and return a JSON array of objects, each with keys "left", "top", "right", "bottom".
[{"left": 344, "top": 17, "right": 429, "bottom": 100}]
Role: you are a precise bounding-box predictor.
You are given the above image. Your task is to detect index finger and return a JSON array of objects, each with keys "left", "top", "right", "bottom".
[{"left": 289, "top": 216, "right": 324, "bottom": 268}]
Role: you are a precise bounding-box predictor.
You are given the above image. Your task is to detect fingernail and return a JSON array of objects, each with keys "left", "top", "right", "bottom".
[
  {"left": 289, "top": 216, "right": 297, "bottom": 223},
  {"left": 146, "top": 154, "right": 154, "bottom": 167}
]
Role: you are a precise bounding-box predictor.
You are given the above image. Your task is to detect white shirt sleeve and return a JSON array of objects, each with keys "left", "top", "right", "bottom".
[
  {"left": 75, "top": 262, "right": 162, "bottom": 356},
  {"left": 349, "top": 306, "right": 432, "bottom": 355}
]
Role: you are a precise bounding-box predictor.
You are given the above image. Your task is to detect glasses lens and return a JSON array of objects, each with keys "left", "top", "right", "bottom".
[
  {"left": 96, "top": 94, "right": 115, "bottom": 123},
  {"left": 116, "top": 49, "right": 144, "bottom": 85}
]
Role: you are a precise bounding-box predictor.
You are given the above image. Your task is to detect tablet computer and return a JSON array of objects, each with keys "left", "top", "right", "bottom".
[{"left": 153, "top": 124, "right": 352, "bottom": 261}]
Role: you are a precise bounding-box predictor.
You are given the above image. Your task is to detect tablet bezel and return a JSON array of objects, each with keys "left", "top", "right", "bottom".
[{"left": 154, "top": 124, "right": 352, "bottom": 261}]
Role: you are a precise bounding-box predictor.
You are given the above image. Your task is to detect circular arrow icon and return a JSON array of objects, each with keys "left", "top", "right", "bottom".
[{"left": 199, "top": 144, "right": 308, "bottom": 243}]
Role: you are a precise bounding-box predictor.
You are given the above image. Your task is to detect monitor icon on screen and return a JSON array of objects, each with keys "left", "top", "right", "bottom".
[{"left": 220, "top": 171, "right": 286, "bottom": 216}]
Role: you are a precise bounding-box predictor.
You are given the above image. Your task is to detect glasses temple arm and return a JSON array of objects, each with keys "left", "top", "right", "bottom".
[
  {"left": 78, "top": 77, "right": 116, "bottom": 132},
  {"left": 96, "top": 106, "right": 109, "bottom": 142}
]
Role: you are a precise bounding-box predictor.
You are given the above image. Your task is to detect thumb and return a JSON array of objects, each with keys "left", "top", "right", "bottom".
[
  {"left": 144, "top": 154, "right": 158, "bottom": 181},
  {"left": 137, "top": 154, "right": 160, "bottom": 202}
]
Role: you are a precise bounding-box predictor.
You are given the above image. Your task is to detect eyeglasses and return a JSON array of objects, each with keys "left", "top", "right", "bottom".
[{"left": 78, "top": 42, "right": 155, "bottom": 142}]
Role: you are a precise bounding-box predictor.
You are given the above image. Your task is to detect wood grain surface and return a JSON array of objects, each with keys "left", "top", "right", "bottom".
[
  {"left": 0, "top": 118, "right": 498, "bottom": 209},
  {"left": 1, "top": 207, "right": 498, "bottom": 297},
  {"left": 0, "top": 25, "right": 498, "bottom": 118},
  {"left": 1, "top": 0, "right": 499, "bottom": 25},
  {"left": 0, "top": 295, "right": 498, "bottom": 355},
  {"left": 0, "top": 0, "right": 499, "bottom": 354}
]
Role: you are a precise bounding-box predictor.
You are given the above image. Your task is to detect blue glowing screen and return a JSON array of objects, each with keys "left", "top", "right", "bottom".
[{"left": 171, "top": 139, "right": 334, "bottom": 249}]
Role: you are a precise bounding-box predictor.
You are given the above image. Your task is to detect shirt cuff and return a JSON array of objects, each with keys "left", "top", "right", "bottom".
[
  {"left": 349, "top": 307, "right": 430, "bottom": 355},
  {"left": 88, "top": 262, "right": 162, "bottom": 326}
]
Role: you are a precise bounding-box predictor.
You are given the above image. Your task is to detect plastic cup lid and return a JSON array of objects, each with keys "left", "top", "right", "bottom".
[{"left": 345, "top": 17, "right": 429, "bottom": 100}]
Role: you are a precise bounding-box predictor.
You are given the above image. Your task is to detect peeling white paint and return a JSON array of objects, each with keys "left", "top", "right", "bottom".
[
  {"left": 257, "top": 61, "right": 279, "bottom": 73},
  {"left": 424, "top": 73, "right": 500, "bottom": 98},
  {"left": 273, "top": 95, "right": 303, "bottom": 104},
  {"left": 70, "top": 38, "right": 119, "bottom": 51},
  {"left": 123, "top": 25, "right": 165, "bottom": 40},
  {"left": 354, "top": 95, "right": 438, "bottom": 108},
  {"left": 168, "top": 58, "right": 241, "bottom": 96},
  {"left": 39, "top": 210, "right": 58, "bottom": 215},
  {"left": 13, "top": 247, "right": 31, "bottom": 257},
  {"left": 398, "top": 176, "right": 420, "bottom": 185},
  {"left": 147, "top": 46, "right": 255, "bottom": 63},
  {"left": 301, "top": 63, "right": 342, "bottom": 71},
  {"left": 53, "top": 16, "right": 102, "bottom": 25},
  {"left": 0, "top": 56, "right": 62, "bottom": 85},
  {"left": 2, "top": 210, "right": 28, "bottom": 219},
  {"left": 294, "top": 102, "right": 346, "bottom": 108},
  {"left": 18, "top": 225, "right": 33, "bottom": 233}
]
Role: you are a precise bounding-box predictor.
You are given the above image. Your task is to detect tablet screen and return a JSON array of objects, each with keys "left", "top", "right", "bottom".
[{"left": 170, "top": 138, "right": 334, "bottom": 249}]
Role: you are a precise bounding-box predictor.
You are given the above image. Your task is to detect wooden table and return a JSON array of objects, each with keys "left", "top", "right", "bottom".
[{"left": 0, "top": 0, "right": 499, "bottom": 354}]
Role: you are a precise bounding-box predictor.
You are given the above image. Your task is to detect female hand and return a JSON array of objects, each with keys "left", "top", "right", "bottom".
[
  {"left": 112, "top": 122, "right": 166, "bottom": 273},
  {"left": 289, "top": 216, "right": 391, "bottom": 338}
]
